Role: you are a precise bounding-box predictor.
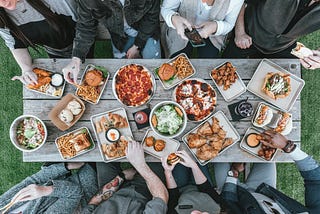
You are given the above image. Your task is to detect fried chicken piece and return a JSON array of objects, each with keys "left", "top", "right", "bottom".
[
  {"left": 104, "top": 144, "right": 118, "bottom": 158},
  {"left": 197, "top": 122, "right": 213, "bottom": 136},
  {"left": 145, "top": 136, "right": 155, "bottom": 147},
  {"left": 206, "top": 134, "right": 221, "bottom": 142},
  {"left": 27, "top": 76, "right": 51, "bottom": 89},
  {"left": 211, "top": 117, "right": 221, "bottom": 133},
  {"left": 154, "top": 139, "right": 166, "bottom": 151},
  {"left": 196, "top": 144, "right": 219, "bottom": 161},
  {"left": 217, "top": 128, "right": 226, "bottom": 139},
  {"left": 222, "top": 138, "right": 233, "bottom": 150},
  {"left": 209, "top": 140, "right": 223, "bottom": 151},
  {"left": 187, "top": 133, "right": 207, "bottom": 148},
  {"left": 33, "top": 68, "right": 51, "bottom": 77}
]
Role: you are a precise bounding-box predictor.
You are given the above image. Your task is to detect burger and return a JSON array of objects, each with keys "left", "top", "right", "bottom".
[
  {"left": 158, "top": 63, "right": 176, "bottom": 81},
  {"left": 291, "top": 42, "right": 313, "bottom": 59},
  {"left": 262, "top": 72, "right": 291, "bottom": 99},
  {"left": 85, "top": 69, "right": 103, "bottom": 87},
  {"left": 167, "top": 153, "right": 181, "bottom": 165}
]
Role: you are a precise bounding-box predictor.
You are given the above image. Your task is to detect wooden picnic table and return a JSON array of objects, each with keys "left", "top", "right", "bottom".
[{"left": 23, "top": 58, "right": 301, "bottom": 163}]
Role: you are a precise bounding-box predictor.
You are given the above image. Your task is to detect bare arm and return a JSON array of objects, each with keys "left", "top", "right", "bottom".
[
  {"left": 126, "top": 141, "right": 168, "bottom": 203},
  {"left": 10, "top": 48, "right": 37, "bottom": 85},
  {"left": 234, "top": 3, "right": 252, "bottom": 49}
]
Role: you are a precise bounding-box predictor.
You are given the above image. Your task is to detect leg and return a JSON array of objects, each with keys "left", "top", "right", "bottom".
[
  {"left": 141, "top": 38, "right": 161, "bottom": 59},
  {"left": 245, "top": 163, "right": 276, "bottom": 192},
  {"left": 96, "top": 162, "right": 122, "bottom": 189},
  {"left": 213, "top": 163, "right": 230, "bottom": 192},
  {"left": 170, "top": 42, "right": 194, "bottom": 59},
  {"left": 222, "top": 34, "right": 263, "bottom": 59},
  {"left": 172, "top": 164, "right": 192, "bottom": 188},
  {"left": 197, "top": 39, "right": 220, "bottom": 58},
  {"left": 111, "top": 36, "right": 135, "bottom": 59}
]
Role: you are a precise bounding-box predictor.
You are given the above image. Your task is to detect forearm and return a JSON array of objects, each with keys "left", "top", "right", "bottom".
[
  {"left": 165, "top": 171, "right": 177, "bottom": 189},
  {"left": 11, "top": 48, "right": 32, "bottom": 72},
  {"left": 234, "top": 4, "right": 246, "bottom": 36},
  {"left": 191, "top": 165, "right": 207, "bottom": 185},
  {"left": 161, "top": 0, "right": 180, "bottom": 28},
  {"left": 136, "top": 163, "right": 168, "bottom": 203}
]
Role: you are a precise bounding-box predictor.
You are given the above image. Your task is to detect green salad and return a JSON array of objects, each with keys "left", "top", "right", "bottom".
[{"left": 154, "top": 104, "right": 183, "bottom": 135}]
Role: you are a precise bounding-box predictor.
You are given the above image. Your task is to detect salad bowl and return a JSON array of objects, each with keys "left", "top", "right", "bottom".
[
  {"left": 150, "top": 101, "right": 187, "bottom": 139},
  {"left": 10, "top": 115, "right": 47, "bottom": 152}
]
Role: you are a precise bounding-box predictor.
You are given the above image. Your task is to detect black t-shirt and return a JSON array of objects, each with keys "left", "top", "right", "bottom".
[{"left": 13, "top": 14, "right": 75, "bottom": 49}]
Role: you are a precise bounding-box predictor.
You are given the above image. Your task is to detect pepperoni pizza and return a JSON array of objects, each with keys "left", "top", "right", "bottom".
[
  {"left": 114, "top": 64, "right": 154, "bottom": 107},
  {"left": 175, "top": 79, "right": 216, "bottom": 121}
]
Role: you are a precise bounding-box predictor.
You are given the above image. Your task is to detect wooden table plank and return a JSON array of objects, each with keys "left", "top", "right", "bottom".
[{"left": 23, "top": 58, "right": 302, "bottom": 163}]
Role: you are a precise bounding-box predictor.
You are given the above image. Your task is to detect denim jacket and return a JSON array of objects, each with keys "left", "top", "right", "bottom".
[{"left": 72, "top": 0, "right": 160, "bottom": 61}]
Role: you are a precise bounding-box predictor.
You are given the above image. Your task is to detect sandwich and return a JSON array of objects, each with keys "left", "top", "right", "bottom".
[
  {"left": 262, "top": 72, "right": 291, "bottom": 99},
  {"left": 70, "top": 133, "right": 91, "bottom": 152},
  {"left": 274, "top": 112, "right": 292, "bottom": 135},
  {"left": 291, "top": 42, "right": 313, "bottom": 59},
  {"left": 167, "top": 153, "right": 181, "bottom": 165},
  {"left": 254, "top": 105, "right": 273, "bottom": 127}
]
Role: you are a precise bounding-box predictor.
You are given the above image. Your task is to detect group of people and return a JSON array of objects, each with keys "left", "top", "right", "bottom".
[{"left": 1, "top": 0, "right": 320, "bottom": 213}]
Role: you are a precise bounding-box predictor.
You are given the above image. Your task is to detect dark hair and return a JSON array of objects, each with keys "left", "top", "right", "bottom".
[{"left": 0, "top": 0, "right": 69, "bottom": 49}]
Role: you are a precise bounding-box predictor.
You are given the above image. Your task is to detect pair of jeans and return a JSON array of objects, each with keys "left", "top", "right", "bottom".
[
  {"left": 112, "top": 36, "right": 161, "bottom": 59},
  {"left": 172, "top": 163, "right": 213, "bottom": 188}
]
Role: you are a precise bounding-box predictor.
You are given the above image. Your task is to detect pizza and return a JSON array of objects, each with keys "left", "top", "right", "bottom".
[
  {"left": 175, "top": 79, "right": 216, "bottom": 121},
  {"left": 114, "top": 64, "right": 154, "bottom": 107}
]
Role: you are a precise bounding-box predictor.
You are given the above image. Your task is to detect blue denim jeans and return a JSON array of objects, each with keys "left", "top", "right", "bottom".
[
  {"left": 112, "top": 36, "right": 161, "bottom": 59},
  {"left": 172, "top": 163, "right": 213, "bottom": 188}
]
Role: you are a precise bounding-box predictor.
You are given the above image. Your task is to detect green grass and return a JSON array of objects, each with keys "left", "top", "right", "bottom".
[{"left": 1, "top": 32, "right": 320, "bottom": 205}]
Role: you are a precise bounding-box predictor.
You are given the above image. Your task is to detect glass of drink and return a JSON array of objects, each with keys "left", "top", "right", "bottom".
[{"left": 235, "top": 98, "right": 253, "bottom": 117}]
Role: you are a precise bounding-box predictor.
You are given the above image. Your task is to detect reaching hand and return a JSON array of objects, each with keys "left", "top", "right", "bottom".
[
  {"left": 176, "top": 150, "right": 197, "bottom": 169},
  {"left": 126, "top": 45, "right": 140, "bottom": 59},
  {"left": 12, "top": 184, "right": 53, "bottom": 203},
  {"left": 172, "top": 15, "right": 192, "bottom": 40},
  {"left": 62, "top": 57, "right": 81, "bottom": 84},
  {"left": 300, "top": 50, "right": 320, "bottom": 70},
  {"left": 126, "top": 141, "right": 146, "bottom": 169},
  {"left": 234, "top": 32, "right": 252, "bottom": 49},
  {"left": 11, "top": 70, "right": 38, "bottom": 85},
  {"left": 161, "top": 155, "right": 177, "bottom": 173},
  {"left": 260, "top": 130, "right": 288, "bottom": 149},
  {"left": 196, "top": 21, "right": 217, "bottom": 39}
]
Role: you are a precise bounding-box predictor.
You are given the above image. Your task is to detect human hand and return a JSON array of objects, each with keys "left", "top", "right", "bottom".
[
  {"left": 234, "top": 32, "right": 252, "bottom": 49},
  {"left": 62, "top": 57, "right": 81, "bottom": 84},
  {"left": 176, "top": 150, "right": 197, "bottom": 169},
  {"left": 171, "top": 15, "right": 192, "bottom": 40},
  {"left": 126, "top": 45, "right": 140, "bottom": 59},
  {"left": 161, "top": 155, "right": 177, "bottom": 173},
  {"left": 66, "top": 162, "right": 85, "bottom": 170},
  {"left": 126, "top": 141, "right": 146, "bottom": 169},
  {"left": 260, "top": 130, "right": 288, "bottom": 149},
  {"left": 11, "top": 70, "right": 38, "bottom": 85},
  {"left": 12, "top": 184, "right": 53, "bottom": 203},
  {"left": 196, "top": 21, "right": 217, "bottom": 39},
  {"left": 300, "top": 50, "right": 320, "bottom": 70},
  {"left": 122, "top": 168, "right": 137, "bottom": 180}
]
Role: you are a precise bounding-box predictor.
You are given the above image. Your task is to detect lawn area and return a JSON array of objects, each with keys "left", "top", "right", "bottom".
[{"left": 1, "top": 32, "right": 319, "bottom": 205}]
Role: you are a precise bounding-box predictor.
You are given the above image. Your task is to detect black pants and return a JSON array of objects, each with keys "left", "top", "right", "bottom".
[
  {"left": 170, "top": 38, "right": 220, "bottom": 59},
  {"left": 222, "top": 33, "right": 297, "bottom": 59}
]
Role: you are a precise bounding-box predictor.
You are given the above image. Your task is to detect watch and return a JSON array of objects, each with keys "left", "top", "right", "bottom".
[
  {"left": 283, "top": 140, "right": 297, "bottom": 153},
  {"left": 227, "top": 170, "right": 238, "bottom": 178}
]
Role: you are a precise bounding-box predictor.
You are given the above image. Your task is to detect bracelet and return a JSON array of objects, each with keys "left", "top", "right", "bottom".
[{"left": 283, "top": 140, "right": 297, "bottom": 153}]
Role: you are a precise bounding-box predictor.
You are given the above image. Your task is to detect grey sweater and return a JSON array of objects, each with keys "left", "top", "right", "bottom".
[{"left": 0, "top": 163, "right": 97, "bottom": 214}]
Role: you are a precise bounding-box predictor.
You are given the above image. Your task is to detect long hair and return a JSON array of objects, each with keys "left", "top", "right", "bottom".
[{"left": 0, "top": 0, "right": 70, "bottom": 49}]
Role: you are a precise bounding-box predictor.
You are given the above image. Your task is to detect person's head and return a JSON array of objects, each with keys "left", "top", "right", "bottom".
[
  {"left": 191, "top": 210, "right": 209, "bottom": 214},
  {"left": 0, "top": 0, "right": 18, "bottom": 10}
]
